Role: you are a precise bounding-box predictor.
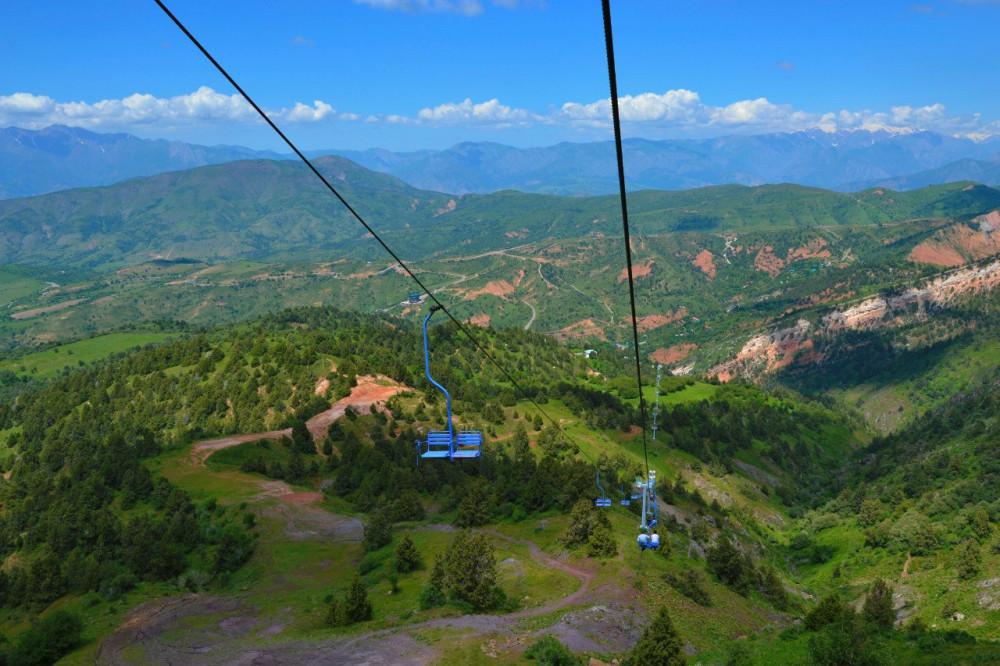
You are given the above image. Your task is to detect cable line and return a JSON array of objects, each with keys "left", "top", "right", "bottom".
[
  {"left": 152, "top": 0, "right": 574, "bottom": 446},
  {"left": 601, "top": 0, "right": 651, "bottom": 481}
]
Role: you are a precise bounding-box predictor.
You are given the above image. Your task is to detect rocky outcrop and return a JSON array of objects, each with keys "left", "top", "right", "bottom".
[{"left": 710, "top": 258, "right": 1000, "bottom": 381}]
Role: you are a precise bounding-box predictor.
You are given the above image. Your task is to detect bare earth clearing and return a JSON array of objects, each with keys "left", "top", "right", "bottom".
[{"left": 190, "top": 374, "right": 409, "bottom": 466}]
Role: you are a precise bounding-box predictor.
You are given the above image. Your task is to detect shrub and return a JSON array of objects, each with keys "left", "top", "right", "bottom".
[
  {"left": 862, "top": 579, "right": 895, "bottom": 630},
  {"left": 5, "top": 610, "right": 83, "bottom": 666},
  {"left": 664, "top": 568, "right": 711, "bottom": 606},
  {"left": 524, "top": 635, "right": 582, "bottom": 665}
]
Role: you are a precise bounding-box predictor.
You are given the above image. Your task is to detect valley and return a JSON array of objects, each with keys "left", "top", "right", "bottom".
[{"left": 1, "top": 152, "right": 1000, "bottom": 664}]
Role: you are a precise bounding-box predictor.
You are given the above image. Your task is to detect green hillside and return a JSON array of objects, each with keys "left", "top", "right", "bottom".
[{"left": 0, "top": 307, "right": 997, "bottom": 664}]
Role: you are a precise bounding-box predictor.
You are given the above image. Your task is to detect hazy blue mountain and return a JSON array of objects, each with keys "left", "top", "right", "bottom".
[
  {"left": 0, "top": 125, "right": 284, "bottom": 199},
  {"left": 3, "top": 125, "right": 999, "bottom": 200},
  {"left": 330, "top": 130, "right": 1000, "bottom": 194},
  {"left": 850, "top": 156, "right": 1000, "bottom": 191}
]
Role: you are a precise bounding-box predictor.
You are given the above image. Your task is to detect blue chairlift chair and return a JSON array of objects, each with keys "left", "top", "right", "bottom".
[
  {"left": 594, "top": 471, "right": 612, "bottom": 508},
  {"left": 416, "top": 305, "right": 483, "bottom": 462}
]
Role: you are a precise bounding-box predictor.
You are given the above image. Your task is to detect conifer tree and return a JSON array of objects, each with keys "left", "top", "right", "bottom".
[
  {"left": 419, "top": 555, "right": 446, "bottom": 610},
  {"left": 625, "top": 606, "right": 686, "bottom": 666},
  {"left": 363, "top": 507, "right": 392, "bottom": 552},
  {"left": 862, "top": 579, "right": 895, "bottom": 630},
  {"left": 958, "top": 539, "right": 982, "bottom": 580},
  {"left": 565, "top": 499, "right": 595, "bottom": 546},
  {"left": 455, "top": 482, "right": 492, "bottom": 527},
  {"left": 343, "top": 574, "right": 373, "bottom": 623},
  {"left": 444, "top": 530, "right": 500, "bottom": 610},
  {"left": 395, "top": 535, "right": 422, "bottom": 573},
  {"left": 587, "top": 522, "right": 618, "bottom": 558},
  {"left": 291, "top": 419, "right": 314, "bottom": 454}
]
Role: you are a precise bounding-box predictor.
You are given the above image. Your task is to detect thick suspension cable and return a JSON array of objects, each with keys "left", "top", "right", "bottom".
[
  {"left": 153, "top": 0, "right": 570, "bottom": 438},
  {"left": 601, "top": 0, "right": 651, "bottom": 480}
]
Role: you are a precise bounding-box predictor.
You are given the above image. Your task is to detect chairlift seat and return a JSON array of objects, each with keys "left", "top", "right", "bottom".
[
  {"left": 595, "top": 498, "right": 612, "bottom": 508},
  {"left": 455, "top": 431, "right": 483, "bottom": 448},
  {"left": 419, "top": 431, "right": 454, "bottom": 459}
]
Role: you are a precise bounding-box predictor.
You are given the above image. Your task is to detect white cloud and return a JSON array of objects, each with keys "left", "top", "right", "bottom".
[
  {"left": 3, "top": 86, "right": 996, "bottom": 140},
  {"left": 0, "top": 87, "right": 355, "bottom": 130},
  {"left": 554, "top": 89, "right": 996, "bottom": 138},
  {"left": 283, "top": 100, "right": 335, "bottom": 122},
  {"left": 416, "top": 97, "right": 539, "bottom": 126}
]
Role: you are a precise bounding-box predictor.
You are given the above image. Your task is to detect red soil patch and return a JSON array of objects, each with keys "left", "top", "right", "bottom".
[
  {"left": 692, "top": 250, "right": 717, "bottom": 279},
  {"left": 636, "top": 307, "right": 688, "bottom": 333},
  {"left": 191, "top": 375, "right": 410, "bottom": 464},
  {"left": 464, "top": 279, "right": 517, "bottom": 301},
  {"left": 909, "top": 213, "right": 1000, "bottom": 267},
  {"left": 306, "top": 375, "right": 409, "bottom": 442},
  {"left": 754, "top": 238, "right": 831, "bottom": 277},
  {"left": 617, "top": 260, "right": 654, "bottom": 284},
  {"left": 754, "top": 246, "right": 784, "bottom": 277},
  {"left": 282, "top": 492, "right": 323, "bottom": 505},
  {"left": 345, "top": 270, "right": 377, "bottom": 280},
  {"left": 649, "top": 343, "right": 697, "bottom": 365},
  {"left": 553, "top": 319, "right": 608, "bottom": 342},
  {"left": 787, "top": 238, "right": 831, "bottom": 262},
  {"left": 909, "top": 243, "right": 965, "bottom": 267},
  {"left": 468, "top": 313, "right": 491, "bottom": 327}
]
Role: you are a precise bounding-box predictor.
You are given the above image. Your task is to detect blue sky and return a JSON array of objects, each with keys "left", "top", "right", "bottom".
[{"left": 2, "top": 0, "right": 999, "bottom": 150}]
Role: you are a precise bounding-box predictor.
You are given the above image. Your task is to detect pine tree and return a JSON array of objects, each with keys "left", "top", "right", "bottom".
[
  {"left": 587, "top": 522, "right": 618, "bottom": 558},
  {"left": 455, "top": 482, "right": 491, "bottom": 528},
  {"left": 625, "top": 606, "right": 686, "bottom": 666},
  {"left": 444, "top": 530, "right": 501, "bottom": 610},
  {"left": 395, "top": 535, "right": 423, "bottom": 573},
  {"left": 363, "top": 507, "right": 392, "bottom": 552},
  {"left": 958, "top": 539, "right": 982, "bottom": 580},
  {"left": 343, "top": 574, "right": 373, "bottom": 623},
  {"left": 565, "top": 499, "right": 595, "bottom": 546},
  {"left": 418, "top": 555, "right": 446, "bottom": 610},
  {"left": 862, "top": 578, "right": 895, "bottom": 630},
  {"left": 291, "top": 419, "right": 314, "bottom": 454}
]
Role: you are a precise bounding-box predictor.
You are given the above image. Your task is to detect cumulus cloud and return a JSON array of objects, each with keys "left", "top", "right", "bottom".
[
  {"left": 3, "top": 86, "right": 996, "bottom": 140},
  {"left": 0, "top": 87, "right": 354, "bottom": 130},
  {"left": 416, "top": 97, "right": 540, "bottom": 126},
  {"left": 553, "top": 89, "right": 996, "bottom": 139}
]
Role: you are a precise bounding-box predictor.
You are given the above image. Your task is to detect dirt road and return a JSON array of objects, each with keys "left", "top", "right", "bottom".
[{"left": 189, "top": 375, "right": 409, "bottom": 465}]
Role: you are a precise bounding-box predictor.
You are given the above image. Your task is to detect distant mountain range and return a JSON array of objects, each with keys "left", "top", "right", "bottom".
[
  {"left": 331, "top": 130, "right": 1000, "bottom": 194},
  {"left": 0, "top": 125, "right": 282, "bottom": 199},
  {"left": 850, "top": 157, "right": 1000, "bottom": 191},
  {"left": 2, "top": 125, "right": 999, "bottom": 200}
]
